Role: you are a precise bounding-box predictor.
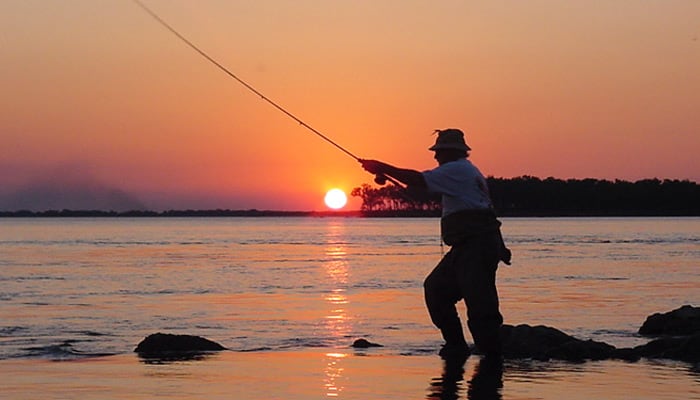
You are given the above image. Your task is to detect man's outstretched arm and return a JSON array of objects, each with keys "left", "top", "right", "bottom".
[{"left": 359, "top": 159, "right": 427, "bottom": 189}]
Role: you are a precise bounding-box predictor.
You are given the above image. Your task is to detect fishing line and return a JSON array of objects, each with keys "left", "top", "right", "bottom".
[
  {"left": 132, "top": 0, "right": 360, "bottom": 162},
  {"left": 132, "top": 0, "right": 408, "bottom": 190}
]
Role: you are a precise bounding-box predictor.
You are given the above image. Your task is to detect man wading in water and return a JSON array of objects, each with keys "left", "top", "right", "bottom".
[{"left": 360, "top": 129, "right": 511, "bottom": 360}]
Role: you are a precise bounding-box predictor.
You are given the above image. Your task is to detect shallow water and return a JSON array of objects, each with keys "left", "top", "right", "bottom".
[
  {"left": 1, "top": 217, "right": 699, "bottom": 398},
  {"left": 2, "top": 352, "right": 698, "bottom": 400}
]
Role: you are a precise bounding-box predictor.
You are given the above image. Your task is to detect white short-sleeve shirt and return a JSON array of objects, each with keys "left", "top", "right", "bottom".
[{"left": 422, "top": 158, "right": 493, "bottom": 216}]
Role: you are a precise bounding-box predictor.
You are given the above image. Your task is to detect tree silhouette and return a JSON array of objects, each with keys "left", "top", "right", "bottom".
[
  {"left": 352, "top": 177, "right": 700, "bottom": 216},
  {"left": 350, "top": 183, "right": 440, "bottom": 212}
]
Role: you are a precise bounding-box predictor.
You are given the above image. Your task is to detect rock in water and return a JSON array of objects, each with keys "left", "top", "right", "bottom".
[
  {"left": 500, "top": 324, "right": 616, "bottom": 361},
  {"left": 638, "top": 305, "right": 700, "bottom": 336},
  {"left": 135, "top": 333, "right": 226, "bottom": 356},
  {"left": 351, "top": 338, "right": 383, "bottom": 348},
  {"left": 620, "top": 333, "right": 700, "bottom": 363}
]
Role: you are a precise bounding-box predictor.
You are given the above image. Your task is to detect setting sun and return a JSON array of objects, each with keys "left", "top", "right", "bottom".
[{"left": 324, "top": 189, "right": 348, "bottom": 210}]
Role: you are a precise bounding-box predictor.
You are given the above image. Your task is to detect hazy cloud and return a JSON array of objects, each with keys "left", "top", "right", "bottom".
[{"left": 0, "top": 162, "right": 146, "bottom": 212}]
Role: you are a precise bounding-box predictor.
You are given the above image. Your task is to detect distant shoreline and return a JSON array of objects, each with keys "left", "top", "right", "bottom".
[{"left": 1, "top": 209, "right": 698, "bottom": 218}]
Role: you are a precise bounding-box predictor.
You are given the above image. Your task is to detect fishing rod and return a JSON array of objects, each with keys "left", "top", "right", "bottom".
[{"left": 132, "top": 0, "right": 404, "bottom": 188}]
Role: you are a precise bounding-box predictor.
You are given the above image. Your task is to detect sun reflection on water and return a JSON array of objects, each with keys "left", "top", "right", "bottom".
[
  {"left": 322, "top": 220, "right": 352, "bottom": 397},
  {"left": 324, "top": 352, "right": 348, "bottom": 397}
]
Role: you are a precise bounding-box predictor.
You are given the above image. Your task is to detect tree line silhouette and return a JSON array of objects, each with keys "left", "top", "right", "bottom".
[
  {"left": 1, "top": 177, "right": 697, "bottom": 217},
  {"left": 351, "top": 176, "right": 700, "bottom": 216},
  {"left": 0, "top": 209, "right": 360, "bottom": 218},
  {"left": 350, "top": 184, "right": 441, "bottom": 213}
]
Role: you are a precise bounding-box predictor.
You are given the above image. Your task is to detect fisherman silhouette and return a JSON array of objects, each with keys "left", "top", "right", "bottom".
[{"left": 360, "top": 129, "right": 510, "bottom": 360}]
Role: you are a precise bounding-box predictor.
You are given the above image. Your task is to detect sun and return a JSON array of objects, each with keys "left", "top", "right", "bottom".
[{"left": 324, "top": 188, "right": 348, "bottom": 210}]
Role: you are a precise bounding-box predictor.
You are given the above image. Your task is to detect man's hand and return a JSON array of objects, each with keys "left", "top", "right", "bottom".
[
  {"left": 359, "top": 159, "right": 427, "bottom": 189},
  {"left": 359, "top": 159, "right": 386, "bottom": 175}
]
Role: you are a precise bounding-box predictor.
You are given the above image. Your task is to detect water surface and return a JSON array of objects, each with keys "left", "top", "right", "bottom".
[{"left": 1, "top": 217, "right": 698, "bottom": 398}]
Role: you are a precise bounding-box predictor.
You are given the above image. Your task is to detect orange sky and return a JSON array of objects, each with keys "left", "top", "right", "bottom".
[{"left": 1, "top": 0, "right": 699, "bottom": 211}]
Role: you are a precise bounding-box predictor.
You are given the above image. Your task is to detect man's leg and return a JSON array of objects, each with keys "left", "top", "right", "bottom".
[
  {"left": 457, "top": 235, "right": 503, "bottom": 356},
  {"left": 424, "top": 250, "right": 468, "bottom": 354}
]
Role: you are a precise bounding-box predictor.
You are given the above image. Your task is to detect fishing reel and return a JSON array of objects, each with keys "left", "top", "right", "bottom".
[{"left": 374, "top": 174, "right": 387, "bottom": 185}]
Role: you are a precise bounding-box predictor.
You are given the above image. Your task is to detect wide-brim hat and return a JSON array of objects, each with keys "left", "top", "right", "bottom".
[{"left": 428, "top": 129, "right": 471, "bottom": 151}]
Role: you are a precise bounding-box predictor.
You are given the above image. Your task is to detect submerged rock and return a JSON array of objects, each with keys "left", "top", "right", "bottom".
[
  {"left": 616, "top": 333, "right": 700, "bottom": 363},
  {"left": 135, "top": 332, "right": 226, "bottom": 357},
  {"left": 352, "top": 338, "right": 383, "bottom": 348},
  {"left": 130, "top": 306, "right": 700, "bottom": 364},
  {"left": 499, "top": 324, "right": 615, "bottom": 362},
  {"left": 499, "top": 306, "right": 700, "bottom": 363},
  {"left": 638, "top": 305, "right": 700, "bottom": 336}
]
